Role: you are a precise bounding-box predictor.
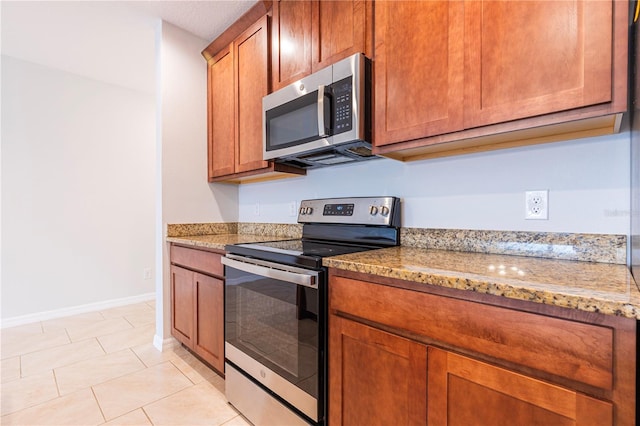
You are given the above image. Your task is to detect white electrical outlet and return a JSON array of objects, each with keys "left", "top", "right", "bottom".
[
  {"left": 525, "top": 190, "right": 548, "bottom": 220},
  {"left": 143, "top": 268, "right": 152, "bottom": 280},
  {"left": 289, "top": 201, "right": 298, "bottom": 217},
  {"left": 254, "top": 202, "right": 260, "bottom": 216}
]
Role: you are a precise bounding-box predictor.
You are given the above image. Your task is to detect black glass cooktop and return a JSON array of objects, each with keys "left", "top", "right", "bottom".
[{"left": 225, "top": 239, "right": 375, "bottom": 269}]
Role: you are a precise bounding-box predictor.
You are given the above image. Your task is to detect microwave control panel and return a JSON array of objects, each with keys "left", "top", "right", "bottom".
[{"left": 332, "top": 76, "right": 353, "bottom": 135}]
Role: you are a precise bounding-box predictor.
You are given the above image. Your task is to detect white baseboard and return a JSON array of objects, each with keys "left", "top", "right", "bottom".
[
  {"left": 1, "top": 292, "right": 156, "bottom": 329},
  {"left": 153, "top": 334, "right": 180, "bottom": 352}
]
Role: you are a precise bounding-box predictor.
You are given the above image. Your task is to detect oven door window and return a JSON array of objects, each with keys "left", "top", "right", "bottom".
[{"left": 225, "top": 266, "right": 319, "bottom": 399}]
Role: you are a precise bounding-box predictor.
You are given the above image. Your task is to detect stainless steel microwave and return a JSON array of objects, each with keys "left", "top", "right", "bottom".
[{"left": 262, "top": 53, "right": 376, "bottom": 169}]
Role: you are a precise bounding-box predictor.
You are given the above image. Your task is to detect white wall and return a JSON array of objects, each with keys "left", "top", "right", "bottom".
[
  {"left": 239, "top": 131, "right": 630, "bottom": 236},
  {"left": 157, "top": 22, "right": 238, "bottom": 347},
  {"left": 1, "top": 2, "right": 157, "bottom": 322},
  {"left": 1, "top": 55, "right": 156, "bottom": 320}
]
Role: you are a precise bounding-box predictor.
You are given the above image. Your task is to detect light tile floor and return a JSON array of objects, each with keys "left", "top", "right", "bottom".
[{"left": 0, "top": 300, "right": 250, "bottom": 426}]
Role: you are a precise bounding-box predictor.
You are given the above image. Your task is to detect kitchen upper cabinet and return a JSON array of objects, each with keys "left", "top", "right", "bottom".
[
  {"left": 428, "top": 347, "right": 613, "bottom": 426},
  {"left": 204, "top": 9, "right": 305, "bottom": 183},
  {"left": 271, "top": 0, "right": 371, "bottom": 91},
  {"left": 374, "top": 0, "right": 464, "bottom": 146},
  {"left": 235, "top": 18, "right": 270, "bottom": 174},
  {"left": 208, "top": 47, "right": 235, "bottom": 178},
  {"left": 328, "top": 271, "right": 636, "bottom": 425},
  {"left": 374, "top": 0, "right": 628, "bottom": 160},
  {"left": 271, "top": 0, "right": 312, "bottom": 91},
  {"left": 329, "top": 315, "right": 427, "bottom": 426},
  {"left": 207, "top": 16, "right": 267, "bottom": 178},
  {"left": 170, "top": 245, "right": 225, "bottom": 374},
  {"left": 464, "top": 1, "right": 613, "bottom": 129},
  {"left": 311, "top": 0, "right": 371, "bottom": 72}
]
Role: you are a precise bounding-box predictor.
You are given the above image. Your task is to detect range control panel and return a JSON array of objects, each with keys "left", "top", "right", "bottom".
[{"left": 298, "top": 196, "right": 400, "bottom": 226}]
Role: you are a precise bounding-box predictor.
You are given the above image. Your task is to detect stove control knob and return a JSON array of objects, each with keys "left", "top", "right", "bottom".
[
  {"left": 306, "top": 207, "right": 314, "bottom": 215},
  {"left": 380, "top": 206, "right": 390, "bottom": 217},
  {"left": 369, "top": 205, "right": 379, "bottom": 216},
  {"left": 299, "top": 207, "right": 306, "bottom": 215}
]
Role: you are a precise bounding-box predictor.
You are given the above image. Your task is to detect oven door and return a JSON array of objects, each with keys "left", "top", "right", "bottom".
[
  {"left": 263, "top": 65, "right": 333, "bottom": 161},
  {"left": 221, "top": 255, "right": 325, "bottom": 423}
]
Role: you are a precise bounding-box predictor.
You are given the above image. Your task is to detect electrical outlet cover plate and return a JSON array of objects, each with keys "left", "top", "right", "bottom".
[{"left": 525, "top": 190, "right": 548, "bottom": 220}]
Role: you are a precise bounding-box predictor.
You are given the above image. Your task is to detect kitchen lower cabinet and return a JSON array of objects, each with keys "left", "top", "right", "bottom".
[
  {"left": 170, "top": 265, "right": 195, "bottom": 347},
  {"left": 328, "top": 270, "right": 636, "bottom": 425},
  {"left": 329, "top": 315, "right": 427, "bottom": 426},
  {"left": 170, "top": 245, "right": 224, "bottom": 374},
  {"left": 427, "top": 347, "right": 613, "bottom": 426}
]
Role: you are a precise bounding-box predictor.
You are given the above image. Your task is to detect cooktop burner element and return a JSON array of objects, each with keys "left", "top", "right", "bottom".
[{"left": 227, "top": 239, "right": 377, "bottom": 269}]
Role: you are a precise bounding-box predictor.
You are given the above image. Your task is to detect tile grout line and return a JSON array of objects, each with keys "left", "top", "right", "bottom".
[
  {"left": 140, "top": 406, "right": 154, "bottom": 425},
  {"left": 95, "top": 336, "right": 108, "bottom": 355},
  {"left": 52, "top": 368, "right": 61, "bottom": 398},
  {"left": 90, "top": 386, "right": 107, "bottom": 424}
]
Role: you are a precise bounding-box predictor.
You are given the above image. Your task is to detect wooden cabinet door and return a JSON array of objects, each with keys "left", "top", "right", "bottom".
[
  {"left": 374, "top": 1, "right": 464, "bottom": 147},
  {"left": 311, "top": 0, "right": 369, "bottom": 72},
  {"left": 170, "top": 265, "right": 194, "bottom": 347},
  {"left": 193, "top": 272, "right": 224, "bottom": 373},
  {"left": 208, "top": 47, "right": 235, "bottom": 179},
  {"left": 272, "top": 0, "right": 313, "bottom": 91},
  {"left": 234, "top": 15, "right": 270, "bottom": 174},
  {"left": 329, "top": 315, "right": 427, "bottom": 425},
  {"left": 464, "top": 0, "right": 613, "bottom": 129},
  {"left": 427, "top": 347, "right": 613, "bottom": 426}
]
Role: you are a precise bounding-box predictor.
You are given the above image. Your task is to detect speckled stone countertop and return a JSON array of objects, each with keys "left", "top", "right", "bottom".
[
  {"left": 323, "top": 247, "right": 640, "bottom": 319},
  {"left": 166, "top": 222, "right": 639, "bottom": 318},
  {"left": 166, "top": 222, "right": 302, "bottom": 250},
  {"left": 166, "top": 233, "right": 295, "bottom": 251}
]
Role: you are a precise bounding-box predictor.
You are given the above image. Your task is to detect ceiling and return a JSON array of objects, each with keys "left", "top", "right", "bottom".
[
  {"left": 126, "top": 0, "right": 258, "bottom": 42},
  {"left": 1, "top": 1, "right": 257, "bottom": 94}
]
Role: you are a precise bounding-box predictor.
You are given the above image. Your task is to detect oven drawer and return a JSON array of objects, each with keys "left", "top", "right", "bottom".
[{"left": 170, "top": 245, "right": 223, "bottom": 277}]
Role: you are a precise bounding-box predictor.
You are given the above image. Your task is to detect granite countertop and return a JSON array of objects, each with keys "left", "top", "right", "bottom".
[
  {"left": 166, "top": 223, "right": 640, "bottom": 319},
  {"left": 323, "top": 246, "right": 640, "bottom": 319},
  {"left": 166, "top": 234, "right": 293, "bottom": 251}
]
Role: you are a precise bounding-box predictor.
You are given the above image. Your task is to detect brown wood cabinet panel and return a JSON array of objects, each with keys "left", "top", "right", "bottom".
[
  {"left": 428, "top": 347, "right": 613, "bottom": 426},
  {"left": 311, "top": 0, "right": 369, "bottom": 72},
  {"left": 170, "top": 265, "right": 194, "bottom": 347},
  {"left": 170, "top": 245, "right": 223, "bottom": 277},
  {"left": 208, "top": 47, "right": 235, "bottom": 179},
  {"left": 235, "top": 15, "right": 270, "bottom": 173},
  {"left": 193, "top": 272, "right": 225, "bottom": 373},
  {"left": 330, "top": 276, "right": 613, "bottom": 390},
  {"left": 271, "top": 0, "right": 313, "bottom": 91},
  {"left": 204, "top": 10, "right": 305, "bottom": 184},
  {"left": 464, "top": 0, "right": 613, "bottom": 129},
  {"left": 170, "top": 245, "right": 225, "bottom": 375},
  {"left": 374, "top": 0, "right": 464, "bottom": 146},
  {"left": 329, "top": 315, "right": 427, "bottom": 426},
  {"left": 372, "top": 0, "right": 627, "bottom": 161}
]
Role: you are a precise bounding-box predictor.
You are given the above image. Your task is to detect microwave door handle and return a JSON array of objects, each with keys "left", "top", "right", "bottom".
[
  {"left": 317, "top": 85, "right": 327, "bottom": 137},
  {"left": 221, "top": 256, "right": 317, "bottom": 288}
]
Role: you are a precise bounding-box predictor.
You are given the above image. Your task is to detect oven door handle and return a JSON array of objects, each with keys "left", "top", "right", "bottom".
[{"left": 221, "top": 255, "right": 318, "bottom": 288}]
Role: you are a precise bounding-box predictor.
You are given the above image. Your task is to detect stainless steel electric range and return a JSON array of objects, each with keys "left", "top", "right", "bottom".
[{"left": 221, "top": 196, "right": 401, "bottom": 426}]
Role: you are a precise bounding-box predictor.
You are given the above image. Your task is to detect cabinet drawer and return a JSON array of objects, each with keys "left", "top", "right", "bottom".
[
  {"left": 330, "top": 276, "right": 613, "bottom": 390},
  {"left": 170, "top": 245, "right": 223, "bottom": 277}
]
